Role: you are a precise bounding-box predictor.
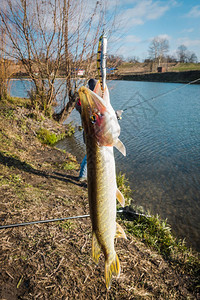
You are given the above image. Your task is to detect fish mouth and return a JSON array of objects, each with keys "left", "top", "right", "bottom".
[
  {"left": 78, "top": 86, "right": 107, "bottom": 140},
  {"left": 79, "top": 86, "right": 107, "bottom": 114}
]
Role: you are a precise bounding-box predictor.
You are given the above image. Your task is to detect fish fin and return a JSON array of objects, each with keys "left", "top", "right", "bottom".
[
  {"left": 88, "top": 88, "right": 107, "bottom": 113},
  {"left": 105, "top": 253, "right": 120, "bottom": 289},
  {"left": 93, "top": 80, "right": 102, "bottom": 97},
  {"left": 116, "top": 188, "right": 125, "bottom": 207},
  {"left": 115, "top": 222, "right": 127, "bottom": 239},
  {"left": 114, "top": 138, "right": 126, "bottom": 156},
  {"left": 79, "top": 86, "right": 107, "bottom": 113},
  {"left": 92, "top": 231, "right": 101, "bottom": 264}
]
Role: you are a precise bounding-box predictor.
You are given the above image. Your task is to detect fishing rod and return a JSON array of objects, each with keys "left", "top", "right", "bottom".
[
  {"left": 0, "top": 209, "right": 150, "bottom": 230},
  {"left": 0, "top": 215, "right": 90, "bottom": 230},
  {"left": 97, "top": 30, "right": 107, "bottom": 96}
]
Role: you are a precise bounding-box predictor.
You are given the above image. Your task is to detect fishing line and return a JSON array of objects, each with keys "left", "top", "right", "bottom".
[
  {"left": 0, "top": 210, "right": 150, "bottom": 230},
  {"left": 122, "top": 76, "right": 200, "bottom": 112}
]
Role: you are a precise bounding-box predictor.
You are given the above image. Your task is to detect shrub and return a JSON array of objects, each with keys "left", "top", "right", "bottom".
[
  {"left": 37, "top": 128, "right": 65, "bottom": 146},
  {"left": 65, "top": 122, "right": 75, "bottom": 137}
]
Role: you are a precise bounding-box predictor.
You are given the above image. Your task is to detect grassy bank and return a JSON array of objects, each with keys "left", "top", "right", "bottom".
[
  {"left": 114, "top": 70, "right": 200, "bottom": 84},
  {"left": 0, "top": 98, "right": 199, "bottom": 299},
  {"left": 171, "top": 63, "right": 200, "bottom": 72},
  {"left": 108, "top": 62, "right": 200, "bottom": 84},
  {"left": 116, "top": 62, "right": 200, "bottom": 75}
]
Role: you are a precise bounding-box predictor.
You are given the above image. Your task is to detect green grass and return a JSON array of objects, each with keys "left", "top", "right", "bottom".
[
  {"left": 58, "top": 220, "right": 76, "bottom": 232},
  {"left": 37, "top": 128, "right": 65, "bottom": 146},
  {"left": 61, "top": 161, "right": 79, "bottom": 170},
  {"left": 0, "top": 107, "right": 15, "bottom": 119},
  {"left": 116, "top": 172, "right": 132, "bottom": 201},
  {"left": 54, "top": 161, "right": 79, "bottom": 171},
  {"left": 27, "top": 111, "right": 45, "bottom": 121},
  {"left": 54, "top": 153, "right": 79, "bottom": 171},
  {"left": 116, "top": 62, "right": 200, "bottom": 73},
  {"left": 124, "top": 214, "right": 179, "bottom": 257},
  {"left": 118, "top": 62, "right": 136, "bottom": 69},
  {"left": 1, "top": 96, "right": 31, "bottom": 108},
  {"left": 117, "top": 62, "right": 143, "bottom": 70},
  {"left": 65, "top": 122, "right": 75, "bottom": 137},
  {"left": 171, "top": 63, "right": 200, "bottom": 71}
]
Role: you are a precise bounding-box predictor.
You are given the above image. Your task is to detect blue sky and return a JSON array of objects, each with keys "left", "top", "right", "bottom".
[{"left": 106, "top": 0, "right": 200, "bottom": 61}]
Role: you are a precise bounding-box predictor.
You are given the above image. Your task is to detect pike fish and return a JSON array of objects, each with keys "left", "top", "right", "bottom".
[{"left": 78, "top": 82, "right": 126, "bottom": 289}]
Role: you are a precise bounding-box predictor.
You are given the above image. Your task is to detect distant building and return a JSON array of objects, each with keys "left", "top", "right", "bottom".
[
  {"left": 77, "top": 69, "right": 85, "bottom": 76},
  {"left": 157, "top": 66, "right": 163, "bottom": 73},
  {"left": 157, "top": 65, "right": 167, "bottom": 73},
  {"left": 107, "top": 67, "right": 117, "bottom": 74}
]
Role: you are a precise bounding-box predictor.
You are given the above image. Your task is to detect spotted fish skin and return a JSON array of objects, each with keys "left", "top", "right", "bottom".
[
  {"left": 78, "top": 86, "right": 126, "bottom": 289},
  {"left": 90, "top": 145, "right": 121, "bottom": 288}
]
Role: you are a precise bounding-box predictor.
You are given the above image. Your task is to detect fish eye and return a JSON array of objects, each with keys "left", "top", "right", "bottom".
[{"left": 90, "top": 114, "right": 97, "bottom": 124}]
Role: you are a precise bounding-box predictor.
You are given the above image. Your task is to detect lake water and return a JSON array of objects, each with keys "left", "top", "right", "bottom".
[{"left": 9, "top": 79, "right": 200, "bottom": 251}]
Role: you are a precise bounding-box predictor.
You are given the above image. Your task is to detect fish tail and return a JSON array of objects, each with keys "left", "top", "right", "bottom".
[{"left": 105, "top": 252, "right": 120, "bottom": 289}]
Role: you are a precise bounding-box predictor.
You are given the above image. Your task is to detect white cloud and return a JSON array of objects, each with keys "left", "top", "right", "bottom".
[
  {"left": 174, "top": 37, "right": 200, "bottom": 60},
  {"left": 182, "top": 28, "right": 194, "bottom": 33},
  {"left": 186, "top": 5, "right": 200, "bottom": 18},
  {"left": 120, "top": 0, "right": 170, "bottom": 29},
  {"left": 115, "top": 45, "right": 135, "bottom": 57},
  {"left": 157, "top": 34, "right": 171, "bottom": 40},
  {"left": 112, "top": 39, "right": 149, "bottom": 61},
  {"left": 124, "top": 35, "right": 141, "bottom": 43},
  {"left": 177, "top": 37, "right": 200, "bottom": 48},
  {"left": 147, "top": 34, "right": 171, "bottom": 44}
]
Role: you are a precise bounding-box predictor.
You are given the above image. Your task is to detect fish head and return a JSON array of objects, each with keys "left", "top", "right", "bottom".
[{"left": 78, "top": 86, "right": 120, "bottom": 146}]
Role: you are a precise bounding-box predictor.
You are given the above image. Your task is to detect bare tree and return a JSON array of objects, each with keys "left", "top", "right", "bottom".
[
  {"left": 0, "top": 5, "right": 15, "bottom": 100},
  {"left": 177, "top": 45, "right": 198, "bottom": 63},
  {"left": 177, "top": 45, "right": 188, "bottom": 63},
  {"left": 148, "top": 37, "right": 169, "bottom": 71},
  {"left": 188, "top": 52, "right": 198, "bottom": 63},
  {"left": 57, "top": 0, "right": 104, "bottom": 121},
  {"left": 0, "top": 0, "right": 112, "bottom": 120},
  {"left": 107, "top": 54, "right": 124, "bottom": 68},
  {"left": 0, "top": 23, "right": 8, "bottom": 100},
  {"left": 0, "top": 0, "right": 67, "bottom": 113},
  {"left": 126, "top": 56, "right": 139, "bottom": 63}
]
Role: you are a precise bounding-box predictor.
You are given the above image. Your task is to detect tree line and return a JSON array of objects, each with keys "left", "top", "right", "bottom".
[
  {"left": 123, "top": 37, "right": 198, "bottom": 70},
  {"left": 147, "top": 37, "right": 198, "bottom": 70}
]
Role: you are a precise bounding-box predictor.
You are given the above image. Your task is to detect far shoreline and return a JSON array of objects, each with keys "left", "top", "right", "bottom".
[
  {"left": 108, "top": 70, "right": 200, "bottom": 84},
  {"left": 10, "top": 70, "right": 200, "bottom": 85}
]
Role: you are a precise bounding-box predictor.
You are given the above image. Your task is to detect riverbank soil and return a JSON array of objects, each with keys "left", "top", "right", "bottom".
[{"left": 0, "top": 100, "right": 199, "bottom": 299}]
